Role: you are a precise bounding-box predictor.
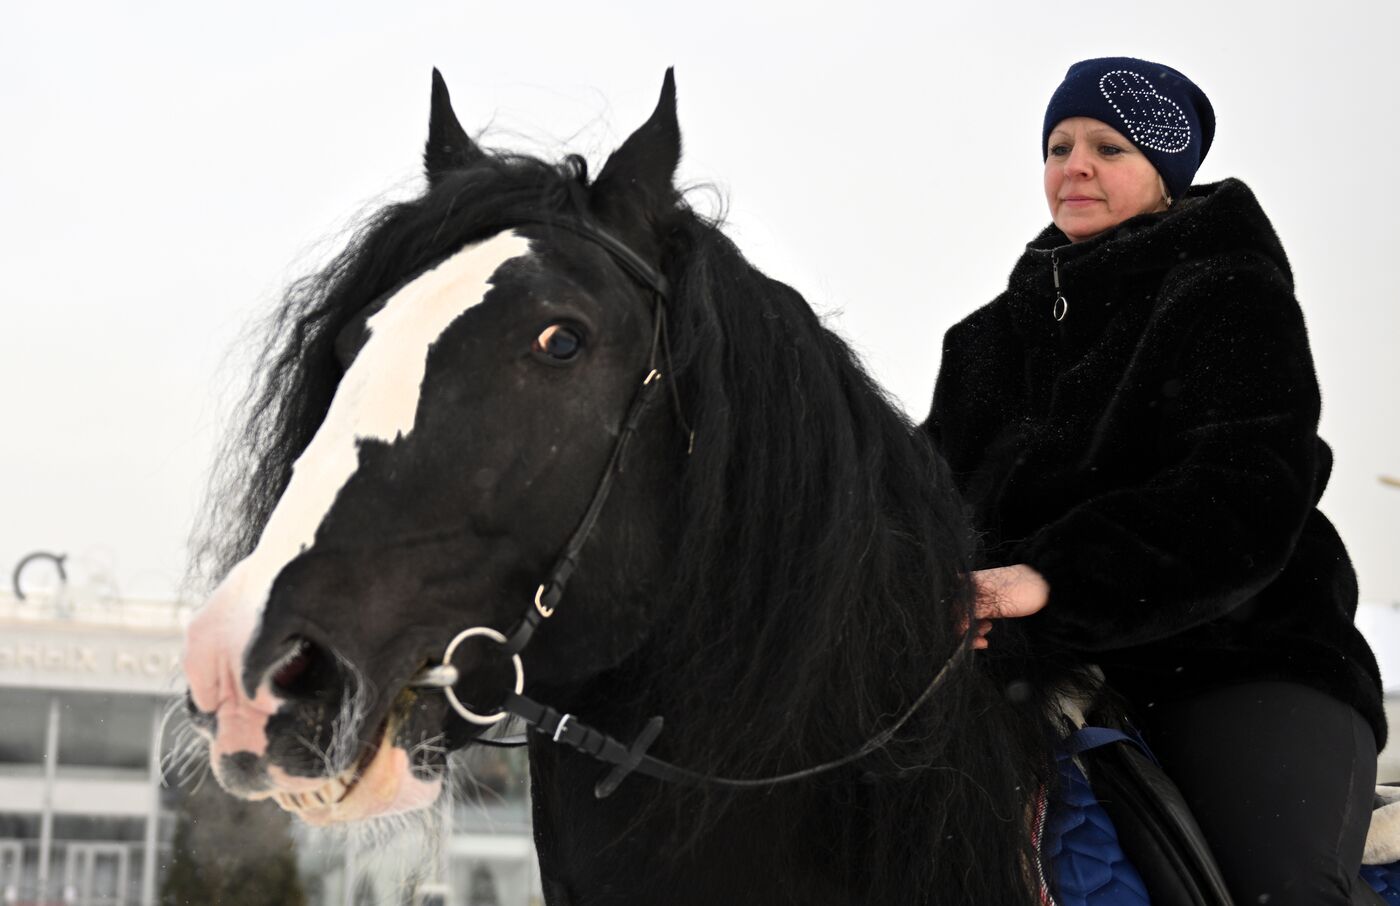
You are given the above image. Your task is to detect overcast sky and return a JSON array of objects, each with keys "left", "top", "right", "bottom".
[{"left": 3, "top": 1, "right": 1397, "bottom": 611}]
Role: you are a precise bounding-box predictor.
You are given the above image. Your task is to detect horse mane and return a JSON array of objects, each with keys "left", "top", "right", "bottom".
[
  {"left": 627, "top": 215, "right": 1059, "bottom": 899},
  {"left": 192, "top": 142, "right": 1063, "bottom": 903}
]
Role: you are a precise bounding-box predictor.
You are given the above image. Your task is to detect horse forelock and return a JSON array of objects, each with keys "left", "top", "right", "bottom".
[{"left": 190, "top": 154, "right": 593, "bottom": 590}]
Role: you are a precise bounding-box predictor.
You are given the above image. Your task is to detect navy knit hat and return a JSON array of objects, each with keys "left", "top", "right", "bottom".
[{"left": 1042, "top": 57, "right": 1215, "bottom": 201}]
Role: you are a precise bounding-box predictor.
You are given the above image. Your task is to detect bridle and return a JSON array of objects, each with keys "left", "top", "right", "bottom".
[{"left": 408, "top": 217, "right": 973, "bottom": 799}]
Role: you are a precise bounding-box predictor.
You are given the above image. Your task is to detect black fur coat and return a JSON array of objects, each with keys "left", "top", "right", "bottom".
[{"left": 924, "top": 178, "right": 1385, "bottom": 746}]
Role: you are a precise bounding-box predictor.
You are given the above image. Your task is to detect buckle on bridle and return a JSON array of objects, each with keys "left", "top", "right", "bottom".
[{"left": 534, "top": 583, "right": 557, "bottom": 619}]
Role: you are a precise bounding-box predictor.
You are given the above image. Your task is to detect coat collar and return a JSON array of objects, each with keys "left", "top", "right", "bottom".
[{"left": 1003, "top": 178, "right": 1291, "bottom": 341}]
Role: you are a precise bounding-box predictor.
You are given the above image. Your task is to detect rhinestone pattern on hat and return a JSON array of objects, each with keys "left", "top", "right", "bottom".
[{"left": 1098, "top": 70, "right": 1191, "bottom": 153}]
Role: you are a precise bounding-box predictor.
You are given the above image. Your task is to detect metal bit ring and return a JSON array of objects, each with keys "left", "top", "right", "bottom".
[{"left": 441, "top": 626, "right": 525, "bottom": 726}]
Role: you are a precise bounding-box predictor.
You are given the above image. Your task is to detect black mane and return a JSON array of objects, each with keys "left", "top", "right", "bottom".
[
  {"left": 196, "top": 141, "right": 1061, "bottom": 903},
  {"left": 634, "top": 215, "right": 1056, "bottom": 897}
]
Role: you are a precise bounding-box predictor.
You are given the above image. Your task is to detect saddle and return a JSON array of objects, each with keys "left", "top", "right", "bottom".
[
  {"left": 1047, "top": 688, "right": 1399, "bottom": 906},
  {"left": 1045, "top": 685, "right": 1230, "bottom": 906}
]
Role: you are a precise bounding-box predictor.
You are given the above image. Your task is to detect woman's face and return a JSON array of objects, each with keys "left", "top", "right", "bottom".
[{"left": 1044, "top": 117, "right": 1168, "bottom": 242}]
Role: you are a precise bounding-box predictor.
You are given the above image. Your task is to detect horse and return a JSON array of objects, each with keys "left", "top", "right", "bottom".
[{"left": 178, "top": 69, "right": 1400, "bottom": 905}]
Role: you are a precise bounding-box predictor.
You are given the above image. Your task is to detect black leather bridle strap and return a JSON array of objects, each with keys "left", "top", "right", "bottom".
[
  {"left": 521, "top": 218, "right": 692, "bottom": 442},
  {"left": 501, "top": 345, "right": 665, "bottom": 656},
  {"left": 526, "top": 218, "right": 672, "bottom": 300},
  {"left": 502, "top": 631, "right": 970, "bottom": 798},
  {"left": 496, "top": 218, "right": 678, "bottom": 657}
]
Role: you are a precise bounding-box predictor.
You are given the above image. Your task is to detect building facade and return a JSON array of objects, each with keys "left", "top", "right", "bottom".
[
  {"left": 0, "top": 584, "right": 540, "bottom": 906},
  {"left": 3, "top": 577, "right": 1396, "bottom": 906},
  {"left": 0, "top": 588, "right": 182, "bottom": 906}
]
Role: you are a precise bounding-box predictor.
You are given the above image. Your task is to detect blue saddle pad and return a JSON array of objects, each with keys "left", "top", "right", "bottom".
[
  {"left": 1362, "top": 862, "right": 1400, "bottom": 904},
  {"left": 1045, "top": 753, "right": 1152, "bottom": 906}
]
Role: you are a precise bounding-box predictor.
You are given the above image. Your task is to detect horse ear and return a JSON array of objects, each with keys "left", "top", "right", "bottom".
[
  {"left": 425, "top": 68, "right": 484, "bottom": 185},
  {"left": 590, "top": 69, "right": 681, "bottom": 234}
]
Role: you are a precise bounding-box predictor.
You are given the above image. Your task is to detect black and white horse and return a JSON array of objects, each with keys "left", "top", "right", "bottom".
[{"left": 180, "top": 71, "right": 1400, "bottom": 905}]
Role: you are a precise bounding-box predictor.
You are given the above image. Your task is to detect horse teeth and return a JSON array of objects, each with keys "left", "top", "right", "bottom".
[{"left": 270, "top": 782, "right": 345, "bottom": 813}]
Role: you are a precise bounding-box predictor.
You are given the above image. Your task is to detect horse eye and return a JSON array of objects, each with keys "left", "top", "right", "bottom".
[{"left": 534, "top": 323, "right": 583, "bottom": 361}]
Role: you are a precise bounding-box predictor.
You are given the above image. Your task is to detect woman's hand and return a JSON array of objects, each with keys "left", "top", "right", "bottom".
[{"left": 963, "top": 564, "right": 1050, "bottom": 650}]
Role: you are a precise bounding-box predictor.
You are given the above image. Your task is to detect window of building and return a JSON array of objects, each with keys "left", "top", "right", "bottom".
[
  {"left": 50, "top": 816, "right": 147, "bottom": 906},
  {"left": 0, "top": 813, "right": 43, "bottom": 904},
  {"left": 56, "top": 693, "right": 155, "bottom": 774},
  {"left": 0, "top": 689, "right": 49, "bottom": 767}
]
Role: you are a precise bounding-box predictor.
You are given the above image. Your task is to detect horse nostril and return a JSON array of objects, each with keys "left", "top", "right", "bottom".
[
  {"left": 269, "top": 636, "right": 339, "bottom": 702},
  {"left": 272, "top": 638, "right": 313, "bottom": 689}
]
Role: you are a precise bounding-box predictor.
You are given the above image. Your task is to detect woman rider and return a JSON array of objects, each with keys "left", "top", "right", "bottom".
[{"left": 924, "top": 57, "right": 1385, "bottom": 903}]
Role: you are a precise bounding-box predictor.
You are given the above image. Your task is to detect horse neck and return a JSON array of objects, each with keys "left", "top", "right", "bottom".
[
  {"left": 516, "top": 228, "right": 1047, "bottom": 904},
  {"left": 525, "top": 728, "right": 862, "bottom": 905}
]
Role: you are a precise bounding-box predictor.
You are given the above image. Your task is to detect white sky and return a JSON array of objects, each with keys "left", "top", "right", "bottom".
[{"left": 2, "top": 1, "right": 1397, "bottom": 609}]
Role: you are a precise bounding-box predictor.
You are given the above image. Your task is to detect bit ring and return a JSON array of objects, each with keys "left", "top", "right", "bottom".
[{"left": 441, "top": 626, "right": 525, "bottom": 726}]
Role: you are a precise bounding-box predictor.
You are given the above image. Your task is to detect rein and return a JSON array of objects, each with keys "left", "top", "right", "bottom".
[{"left": 408, "top": 217, "right": 973, "bottom": 799}]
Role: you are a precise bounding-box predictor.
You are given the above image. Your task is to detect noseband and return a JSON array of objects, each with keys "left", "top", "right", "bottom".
[{"left": 409, "top": 218, "right": 972, "bottom": 798}]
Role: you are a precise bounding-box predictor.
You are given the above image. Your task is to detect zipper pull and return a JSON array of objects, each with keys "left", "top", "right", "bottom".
[{"left": 1051, "top": 251, "right": 1068, "bottom": 322}]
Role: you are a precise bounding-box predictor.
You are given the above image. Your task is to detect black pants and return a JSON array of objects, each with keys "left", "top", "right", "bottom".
[{"left": 1138, "top": 681, "right": 1378, "bottom": 905}]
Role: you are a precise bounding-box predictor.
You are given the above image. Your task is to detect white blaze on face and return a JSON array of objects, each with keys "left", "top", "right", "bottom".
[
  {"left": 251, "top": 230, "right": 533, "bottom": 606},
  {"left": 184, "top": 231, "right": 533, "bottom": 748}
]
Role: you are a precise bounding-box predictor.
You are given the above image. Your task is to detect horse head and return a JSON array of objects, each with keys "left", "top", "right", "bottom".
[
  {"left": 178, "top": 73, "right": 1024, "bottom": 905},
  {"left": 181, "top": 70, "right": 691, "bottom": 824}
]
